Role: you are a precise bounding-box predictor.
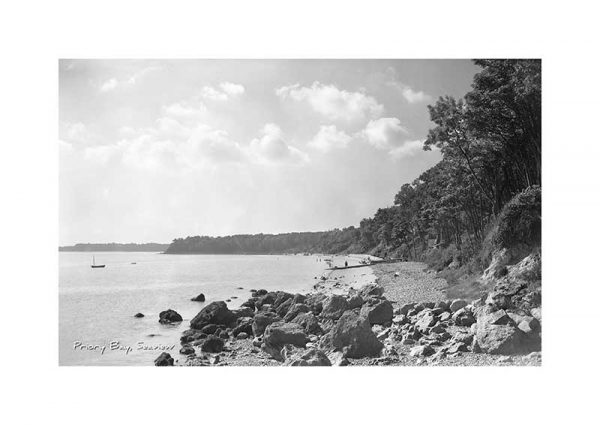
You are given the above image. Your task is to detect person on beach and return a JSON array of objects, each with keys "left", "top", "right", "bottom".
[{"left": 345, "top": 260, "right": 348, "bottom": 268}]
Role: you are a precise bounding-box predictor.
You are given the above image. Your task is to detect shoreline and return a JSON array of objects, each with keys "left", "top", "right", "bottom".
[{"left": 158, "top": 256, "right": 541, "bottom": 367}]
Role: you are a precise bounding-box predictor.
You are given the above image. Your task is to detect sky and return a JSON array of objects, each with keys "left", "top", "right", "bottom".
[{"left": 59, "top": 59, "right": 479, "bottom": 245}]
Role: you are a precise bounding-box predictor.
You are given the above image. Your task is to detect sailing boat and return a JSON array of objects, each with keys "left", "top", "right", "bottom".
[{"left": 91, "top": 256, "right": 106, "bottom": 268}]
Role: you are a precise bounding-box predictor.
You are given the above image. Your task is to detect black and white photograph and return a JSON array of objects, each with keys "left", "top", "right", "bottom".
[
  {"left": 3, "top": 1, "right": 600, "bottom": 424},
  {"left": 59, "top": 59, "right": 542, "bottom": 367}
]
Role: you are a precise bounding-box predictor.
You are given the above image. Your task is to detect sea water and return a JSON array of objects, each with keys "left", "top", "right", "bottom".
[{"left": 59, "top": 252, "right": 351, "bottom": 366}]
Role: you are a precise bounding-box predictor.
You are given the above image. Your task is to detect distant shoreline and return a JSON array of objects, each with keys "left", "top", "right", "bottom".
[{"left": 59, "top": 243, "right": 170, "bottom": 252}]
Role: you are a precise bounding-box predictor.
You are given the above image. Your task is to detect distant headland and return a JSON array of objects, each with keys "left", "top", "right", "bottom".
[{"left": 59, "top": 243, "right": 170, "bottom": 252}]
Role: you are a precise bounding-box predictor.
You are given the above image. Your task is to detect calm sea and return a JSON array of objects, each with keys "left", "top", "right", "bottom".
[{"left": 59, "top": 252, "right": 348, "bottom": 366}]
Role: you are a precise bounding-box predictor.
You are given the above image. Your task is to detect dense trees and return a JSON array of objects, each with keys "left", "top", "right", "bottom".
[
  {"left": 355, "top": 59, "right": 541, "bottom": 265},
  {"left": 167, "top": 59, "right": 541, "bottom": 266}
]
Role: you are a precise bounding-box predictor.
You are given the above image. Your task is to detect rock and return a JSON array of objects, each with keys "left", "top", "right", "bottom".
[
  {"left": 415, "top": 310, "right": 437, "bottom": 333},
  {"left": 530, "top": 307, "right": 542, "bottom": 322},
  {"left": 449, "top": 299, "right": 468, "bottom": 312},
  {"left": 392, "top": 314, "right": 409, "bottom": 325},
  {"left": 263, "top": 322, "right": 308, "bottom": 347},
  {"left": 347, "top": 294, "right": 364, "bottom": 309},
  {"left": 232, "top": 307, "right": 254, "bottom": 319},
  {"left": 430, "top": 324, "right": 446, "bottom": 334},
  {"left": 232, "top": 318, "right": 254, "bottom": 337},
  {"left": 252, "top": 313, "right": 280, "bottom": 336},
  {"left": 439, "top": 312, "right": 452, "bottom": 322},
  {"left": 399, "top": 302, "right": 416, "bottom": 315},
  {"left": 191, "top": 293, "right": 206, "bottom": 302},
  {"left": 240, "top": 298, "right": 256, "bottom": 309},
  {"left": 320, "top": 311, "right": 383, "bottom": 358},
  {"left": 293, "top": 293, "right": 307, "bottom": 304},
  {"left": 291, "top": 312, "right": 323, "bottom": 335},
  {"left": 518, "top": 316, "right": 540, "bottom": 334},
  {"left": 200, "top": 324, "right": 219, "bottom": 335},
  {"left": 283, "top": 303, "right": 310, "bottom": 322},
  {"left": 410, "top": 345, "right": 435, "bottom": 357},
  {"left": 446, "top": 342, "right": 469, "bottom": 354},
  {"left": 328, "top": 351, "right": 350, "bottom": 366},
  {"left": 218, "top": 330, "right": 229, "bottom": 339},
  {"left": 474, "top": 313, "right": 528, "bottom": 355},
  {"left": 275, "top": 298, "right": 294, "bottom": 318},
  {"left": 180, "top": 345, "right": 195, "bottom": 355},
  {"left": 360, "top": 298, "right": 393, "bottom": 325},
  {"left": 286, "top": 348, "right": 332, "bottom": 366},
  {"left": 190, "top": 301, "right": 236, "bottom": 330},
  {"left": 180, "top": 329, "right": 202, "bottom": 344},
  {"left": 304, "top": 293, "right": 327, "bottom": 315},
  {"left": 254, "top": 289, "right": 268, "bottom": 296},
  {"left": 236, "top": 332, "right": 249, "bottom": 340},
  {"left": 273, "top": 292, "right": 294, "bottom": 309},
  {"left": 358, "top": 284, "right": 384, "bottom": 299},
  {"left": 452, "top": 308, "right": 476, "bottom": 326},
  {"left": 201, "top": 335, "right": 225, "bottom": 353},
  {"left": 252, "top": 337, "right": 263, "bottom": 347},
  {"left": 209, "top": 355, "right": 220, "bottom": 365},
  {"left": 321, "top": 295, "right": 350, "bottom": 320},
  {"left": 254, "top": 292, "right": 277, "bottom": 309},
  {"left": 434, "top": 301, "right": 449, "bottom": 310},
  {"left": 154, "top": 352, "right": 174, "bottom": 366},
  {"left": 486, "top": 309, "right": 514, "bottom": 325},
  {"left": 134, "top": 313, "right": 144, "bottom": 318},
  {"left": 158, "top": 309, "right": 183, "bottom": 324}
]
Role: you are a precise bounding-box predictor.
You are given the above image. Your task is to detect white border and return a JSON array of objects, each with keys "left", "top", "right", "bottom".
[{"left": 1, "top": 0, "right": 599, "bottom": 423}]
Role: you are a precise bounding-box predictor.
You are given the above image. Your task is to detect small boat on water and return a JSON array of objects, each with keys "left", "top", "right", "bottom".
[{"left": 91, "top": 256, "right": 105, "bottom": 268}]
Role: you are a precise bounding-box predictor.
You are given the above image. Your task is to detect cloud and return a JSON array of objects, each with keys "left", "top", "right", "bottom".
[
  {"left": 162, "top": 101, "right": 207, "bottom": 120},
  {"left": 398, "top": 86, "right": 431, "bottom": 103},
  {"left": 99, "top": 66, "right": 161, "bottom": 93},
  {"left": 308, "top": 125, "right": 352, "bottom": 153},
  {"left": 276, "top": 82, "right": 384, "bottom": 122},
  {"left": 100, "top": 78, "right": 118, "bottom": 92},
  {"left": 249, "top": 123, "right": 309, "bottom": 165},
  {"left": 362, "top": 117, "right": 409, "bottom": 150},
  {"left": 200, "top": 82, "right": 245, "bottom": 101},
  {"left": 389, "top": 140, "right": 425, "bottom": 160}
]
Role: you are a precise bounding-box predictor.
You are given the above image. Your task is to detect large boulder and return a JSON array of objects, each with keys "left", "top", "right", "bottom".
[
  {"left": 283, "top": 303, "right": 310, "bottom": 322},
  {"left": 474, "top": 311, "right": 529, "bottom": 355},
  {"left": 252, "top": 313, "right": 280, "bottom": 336},
  {"left": 452, "top": 308, "right": 476, "bottom": 326},
  {"left": 321, "top": 295, "right": 349, "bottom": 320},
  {"left": 291, "top": 312, "right": 323, "bottom": 335},
  {"left": 159, "top": 309, "right": 183, "bottom": 324},
  {"left": 358, "top": 284, "right": 384, "bottom": 299},
  {"left": 449, "top": 299, "right": 468, "bottom": 312},
  {"left": 286, "top": 348, "right": 332, "bottom": 366},
  {"left": 154, "top": 352, "right": 174, "bottom": 366},
  {"left": 304, "top": 293, "right": 327, "bottom": 315},
  {"left": 201, "top": 335, "right": 225, "bottom": 353},
  {"left": 347, "top": 294, "right": 364, "bottom": 309},
  {"left": 320, "top": 311, "right": 383, "bottom": 358},
  {"left": 263, "top": 322, "right": 308, "bottom": 347},
  {"left": 360, "top": 298, "right": 393, "bottom": 325},
  {"left": 275, "top": 298, "right": 294, "bottom": 318},
  {"left": 190, "top": 301, "right": 236, "bottom": 330},
  {"left": 232, "top": 317, "right": 254, "bottom": 337}
]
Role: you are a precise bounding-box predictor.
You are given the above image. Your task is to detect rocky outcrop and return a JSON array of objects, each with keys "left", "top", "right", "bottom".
[
  {"left": 159, "top": 309, "right": 183, "bottom": 324},
  {"left": 190, "top": 301, "right": 236, "bottom": 330},
  {"left": 134, "top": 312, "right": 144, "bottom": 318},
  {"left": 291, "top": 312, "right": 323, "bottom": 335}
]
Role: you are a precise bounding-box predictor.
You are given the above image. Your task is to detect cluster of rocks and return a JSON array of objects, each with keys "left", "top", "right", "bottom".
[
  {"left": 154, "top": 253, "right": 541, "bottom": 366},
  {"left": 156, "top": 285, "right": 398, "bottom": 366}
]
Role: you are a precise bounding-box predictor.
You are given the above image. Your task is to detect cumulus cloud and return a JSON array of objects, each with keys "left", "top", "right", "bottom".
[
  {"left": 362, "top": 117, "right": 409, "bottom": 150},
  {"left": 249, "top": 123, "right": 309, "bottom": 165},
  {"left": 99, "top": 66, "right": 161, "bottom": 93},
  {"left": 200, "top": 82, "right": 245, "bottom": 101},
  {"left": 308, "top": 125, "right": 352, "bottom": 153},
  {"left": 389, "top": 140, "right": 425, "bottom": 160},
  {"left": 398, "top": 86, "right": 431, "bottom": 103},
  {"left": 276, "top": 82, "right": 383, "bottom": 122}
]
